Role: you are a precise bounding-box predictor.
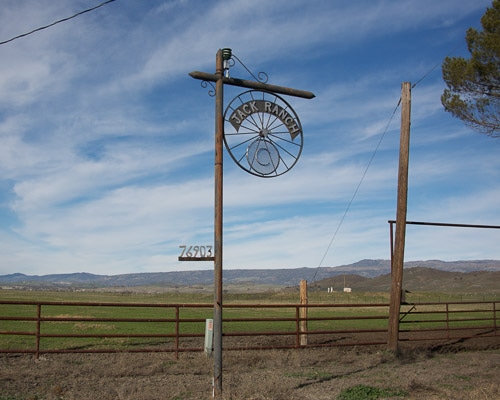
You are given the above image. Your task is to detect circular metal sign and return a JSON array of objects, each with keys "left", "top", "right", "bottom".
[{"left": 223, "top": 90, "right": 303, "bottom": 177}]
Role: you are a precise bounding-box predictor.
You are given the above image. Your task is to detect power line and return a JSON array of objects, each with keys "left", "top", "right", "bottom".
[
  {"left": 311, "top": 99, "right": 401, "bottom": 282},
  {"left": 310, "top": 41, "right": 460, "bottom": 282},
  {"left": 411, "top": 41, "right": 463, "bottom": 89},
  {"left": 0, "top": 0, "right": 117, "bottom": 46}
]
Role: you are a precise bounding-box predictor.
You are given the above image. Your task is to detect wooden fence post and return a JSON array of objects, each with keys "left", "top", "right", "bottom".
[{"left": 300, "top": 280, "right": 308, "bottom": 346}]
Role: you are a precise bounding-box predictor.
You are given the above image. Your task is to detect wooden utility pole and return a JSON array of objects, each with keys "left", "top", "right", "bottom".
[{"left": 387, "top": 82, "right": 411, "bottom": 353}]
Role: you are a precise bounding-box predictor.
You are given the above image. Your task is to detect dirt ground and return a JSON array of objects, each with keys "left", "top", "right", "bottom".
[{"left": 1, "top": 337, "right": 499, "bottom": 400}]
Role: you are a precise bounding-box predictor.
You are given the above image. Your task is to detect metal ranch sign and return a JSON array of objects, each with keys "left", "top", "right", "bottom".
[{"left": 228, "top": 99, "right": 302, "bottom": 140}]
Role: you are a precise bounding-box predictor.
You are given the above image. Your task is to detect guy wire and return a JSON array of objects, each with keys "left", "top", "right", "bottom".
[
  {"left": 310, "top": 39, "right": 462, "bottom": 282},
  {"left": 310, "top": 99, "right": 401, "bottom": 282}
]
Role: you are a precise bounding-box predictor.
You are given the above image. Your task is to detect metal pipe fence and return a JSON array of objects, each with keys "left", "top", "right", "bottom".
[
  {"left": 0, "top": 300, "right": 497, "bottom": 359},
  {"left": 398, "top": 301, "right": 498, "bottom": 342}
]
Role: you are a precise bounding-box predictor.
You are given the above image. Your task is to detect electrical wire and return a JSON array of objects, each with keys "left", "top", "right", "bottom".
[
  {"left": 310, "top": 45, "right": 456, "bottom": 283},
  {"left": 1, "top": 0, "right": 461, "bottom": 283},
  {"left": 0, "top": 0, "right": 117, "bottom": 46},
  {"left": 310, "top": 99, "right": 401, "bottom": 282},
  {"left": 411, "top": 41, "right": 464, "bottom": 89}
]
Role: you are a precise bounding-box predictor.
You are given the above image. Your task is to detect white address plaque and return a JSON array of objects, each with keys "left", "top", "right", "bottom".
[{"left": 178, "top": 245, "right": 214, "bottom": 261}]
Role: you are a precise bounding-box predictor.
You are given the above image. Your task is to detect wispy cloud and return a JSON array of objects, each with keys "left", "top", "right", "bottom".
[{"left": 0, "top": 0, "right": 497, "bottom": 276}]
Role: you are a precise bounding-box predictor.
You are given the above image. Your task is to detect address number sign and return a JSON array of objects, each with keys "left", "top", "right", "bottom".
[{"left": 178, "top": 245, "right": 214, "bottom": 261}]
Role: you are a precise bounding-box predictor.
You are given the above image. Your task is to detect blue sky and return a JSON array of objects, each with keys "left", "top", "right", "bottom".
[{"left": 0, "top": 0, "right": 498, "bottom": 276}]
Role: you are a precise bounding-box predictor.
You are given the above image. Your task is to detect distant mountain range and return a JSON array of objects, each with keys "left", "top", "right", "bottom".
[{"left": 0, "top": 259, "right": 499, "bottom": 290}]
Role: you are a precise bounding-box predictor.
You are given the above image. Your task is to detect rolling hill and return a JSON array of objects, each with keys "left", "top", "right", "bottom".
[
  {"left": 0, "top": 259, "right": 499, "bottom": 292},
  {"left": 311, "top": 267, "right": 500, "bottom": 293}
]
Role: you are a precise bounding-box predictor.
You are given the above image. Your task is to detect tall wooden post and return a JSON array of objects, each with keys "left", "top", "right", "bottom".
[
  {"left": 300, "top": 280, "right": 308, "bottom": 346},
  {"left": 388, "top": 82, "right": 411, "bottom": 353},
  {"left": 213, "top": 49, "right": 224, "bottom": 397},
  {"left": 189, "top": 51, "right": 314, "bottom": 398}
]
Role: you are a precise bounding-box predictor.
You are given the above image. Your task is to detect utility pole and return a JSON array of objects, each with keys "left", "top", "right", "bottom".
[{"left": 388, "top": 82, "right": 411, "bottom": 353}]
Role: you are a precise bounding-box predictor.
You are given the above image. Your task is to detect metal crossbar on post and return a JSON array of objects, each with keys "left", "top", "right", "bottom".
[{"left": 388, "top": 219, "right": 500, "bottom": 351}]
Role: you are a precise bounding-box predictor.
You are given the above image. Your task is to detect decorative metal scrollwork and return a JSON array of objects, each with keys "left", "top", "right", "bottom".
[
  {"left": 231, "top": 53, "right": 268, "bottom": 83},
  {"left": 200, "top": 80, "right": 216, "bottom": 97},
  {"left": 197, "top": 49, "right": 269, "bottom": 96}
]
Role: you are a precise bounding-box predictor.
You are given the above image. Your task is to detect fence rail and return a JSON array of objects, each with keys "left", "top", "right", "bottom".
[{"left": 0, "top": 300, "right": 497, "bottom": 359}]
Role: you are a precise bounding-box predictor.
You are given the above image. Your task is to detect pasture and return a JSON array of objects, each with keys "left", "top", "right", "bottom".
[
  {"left": 1, "top": 289, "right": 499, "bottom": 399},
  {"left": 0, "top": 289, "right": 498, "bottom": 353}
]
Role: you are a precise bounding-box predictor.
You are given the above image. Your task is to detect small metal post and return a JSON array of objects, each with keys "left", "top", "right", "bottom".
[
  {"left": 35, "top": 304, "right": 41, "bottom": 360},
  {"left": 174, "top": 305, "right": 179, "bottom": 360},
  {"left": 445, "top": 303, "right": 450, "bottom": 340},
  {"left": 204, "top": 319, "right": 214, "bottom": 356},
  {"left": 295, "top": 306, "right": 300, "bottom": 348}
]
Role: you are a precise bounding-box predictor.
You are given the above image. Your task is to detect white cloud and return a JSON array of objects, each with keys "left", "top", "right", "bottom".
[{"left": 0, "top": 0, "right": 497, "bottom": 276}]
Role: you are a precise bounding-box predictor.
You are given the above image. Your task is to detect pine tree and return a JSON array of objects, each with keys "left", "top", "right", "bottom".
[{"left": 441, "top": 0, "right": 500, "bottom": 137}]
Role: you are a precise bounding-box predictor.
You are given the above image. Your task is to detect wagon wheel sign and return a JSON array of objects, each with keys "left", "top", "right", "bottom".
[{"left": 223, "top": 90, "right": 304, "bottom": 177}]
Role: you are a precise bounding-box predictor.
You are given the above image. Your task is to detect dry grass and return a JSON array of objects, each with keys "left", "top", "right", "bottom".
[{"left": 1, "top": 339, "right": 498, "bottom": 400}]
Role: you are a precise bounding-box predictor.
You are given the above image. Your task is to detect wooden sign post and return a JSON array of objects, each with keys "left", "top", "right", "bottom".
[{"left": 189, "top": 49, "right": 314, "bottom": 398}]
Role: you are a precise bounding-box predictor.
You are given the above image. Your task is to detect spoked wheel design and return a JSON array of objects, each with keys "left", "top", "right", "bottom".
[{"left": 223, "top": 90, "right": 303, "bottom": 177}]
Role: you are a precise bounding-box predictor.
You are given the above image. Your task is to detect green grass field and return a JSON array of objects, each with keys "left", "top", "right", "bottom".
[{"left": 1, "top": 289, "right": 498, "bottom": 353}]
